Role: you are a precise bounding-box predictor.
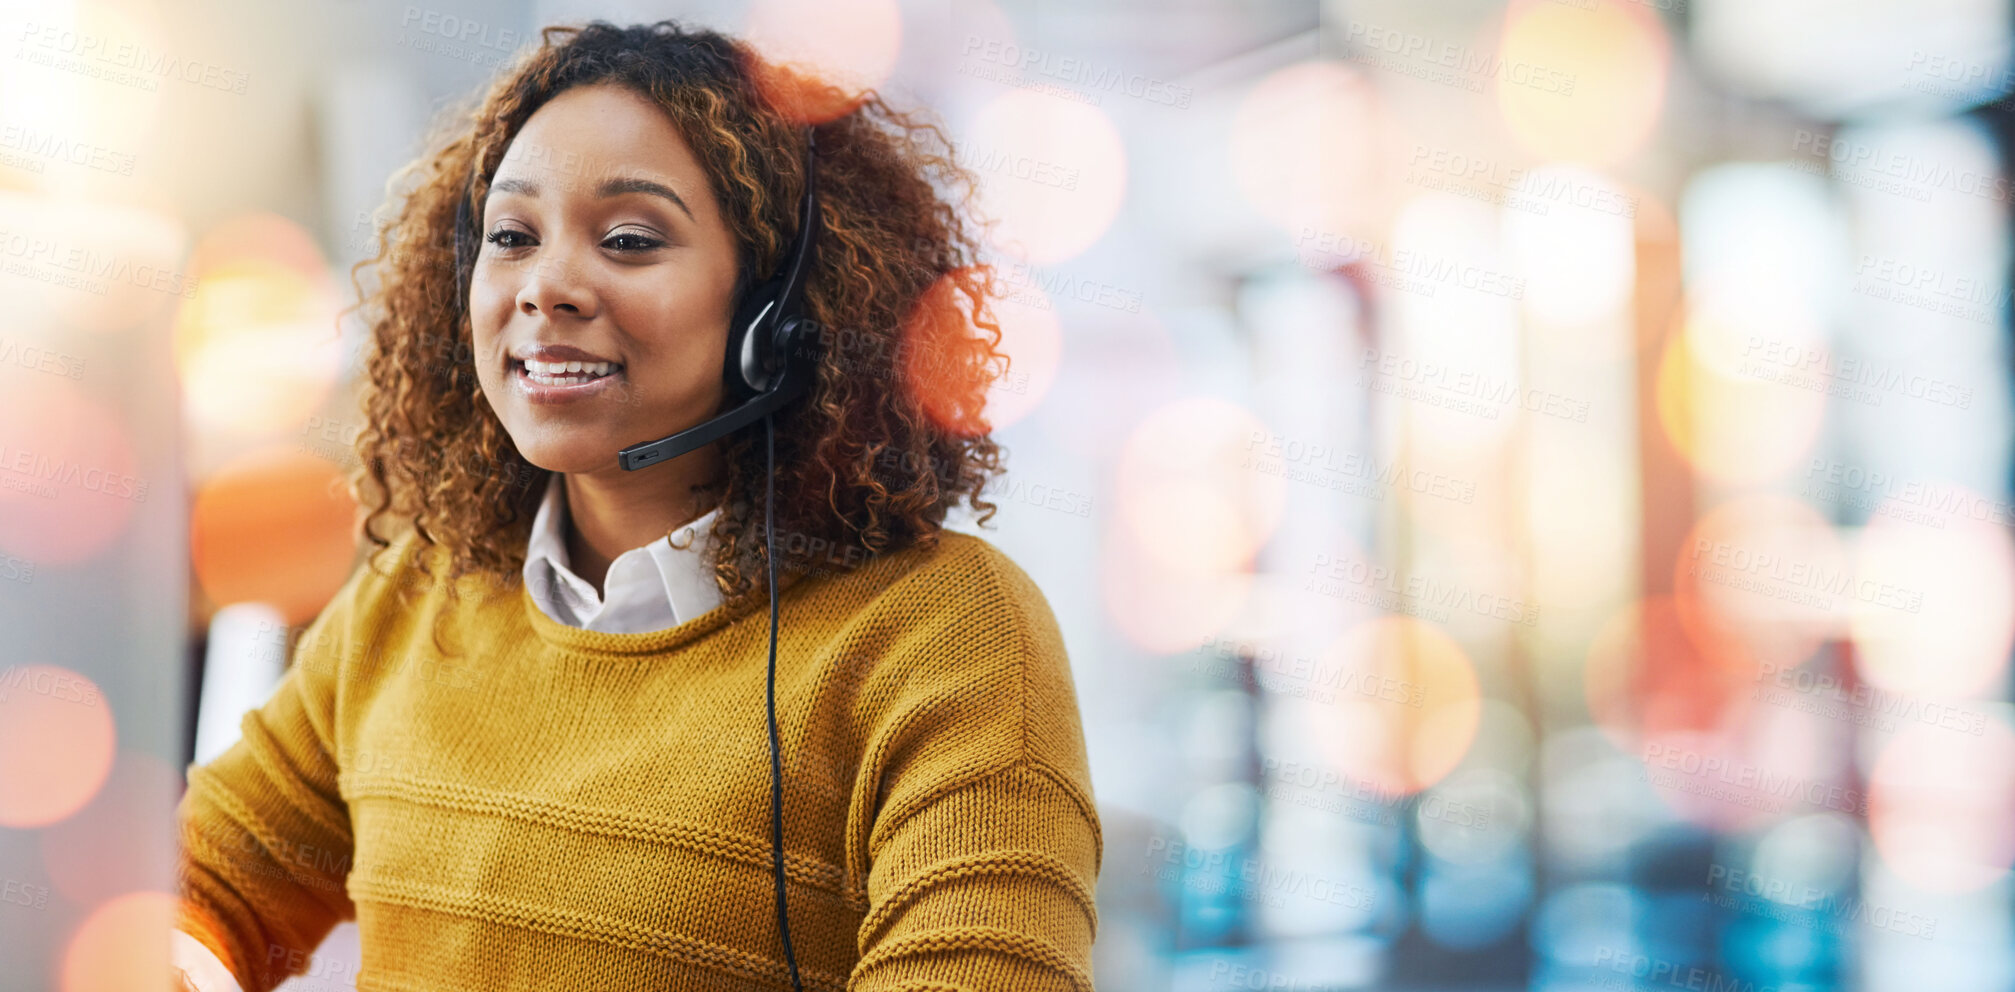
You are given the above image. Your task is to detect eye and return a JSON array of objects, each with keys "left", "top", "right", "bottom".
[
  {"left": 605, "top": 231, "right": 663, "bottom": 253},
  {"left": 484, "top": 228, "right": 533, "bottom": 250}
]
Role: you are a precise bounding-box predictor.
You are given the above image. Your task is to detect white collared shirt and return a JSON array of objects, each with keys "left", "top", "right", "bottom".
[
  {"left": 174, "top": 475, "right": 726, "bottom": 990},
  {"left": 521, "top": 473, "right": 725, "bottom": 633}
]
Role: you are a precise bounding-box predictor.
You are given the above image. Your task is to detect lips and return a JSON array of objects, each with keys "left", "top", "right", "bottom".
[
  {"left": 506, "top": 342, "right": 626, "bottom": 391},
  {"left": 516, "top": 357, "right": 621, "bottom": 384},
  {"left": 508, "top": 356, "right": 626, "bottom": 403}
]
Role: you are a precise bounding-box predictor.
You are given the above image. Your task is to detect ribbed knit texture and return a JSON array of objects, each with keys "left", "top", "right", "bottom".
[{"left": 174, "top": 529, "right": 1102, "bottom": 991}]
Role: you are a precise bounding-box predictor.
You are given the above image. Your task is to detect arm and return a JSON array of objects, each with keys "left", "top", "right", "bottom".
[
  {"left": 847, "top": 546, "right": 1103, "bottom": 991},
  {"left": 850, "top": 757, "right": 1102, "bottom": 991},
  {"left": 175, "top": 562, "right": 371, "bottom": 992}
]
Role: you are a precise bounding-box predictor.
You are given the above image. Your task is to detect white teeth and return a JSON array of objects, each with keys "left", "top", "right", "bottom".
[{"left": 521, "top": 358, "right": 617, "bottom": 379}]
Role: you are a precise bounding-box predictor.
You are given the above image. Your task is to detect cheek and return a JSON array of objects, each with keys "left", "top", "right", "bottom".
[
  {"left": 466, "top": 274, "right": 523, "bottom": 377},
  {"left": 619, "top": 280, "right": 734, "bottom": 376},
  {"left": 634, "top": 322, "right": 726, "bottom": 399},
  {"left": 469, "top": 270, "right": 515, "bottom": 329}
]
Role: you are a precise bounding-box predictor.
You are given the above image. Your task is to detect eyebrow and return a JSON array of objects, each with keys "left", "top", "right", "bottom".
[{"left": 487, "top": 175, "right": 695, "bottom": 221}]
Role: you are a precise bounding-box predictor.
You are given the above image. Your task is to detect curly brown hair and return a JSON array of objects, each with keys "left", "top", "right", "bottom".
[{"left": 343, "top": 19, "right": 1010, "bottom": 621}]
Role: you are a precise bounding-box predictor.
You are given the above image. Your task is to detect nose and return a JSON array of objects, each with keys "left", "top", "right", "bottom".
[{"left": 516, "top": 251, "right": 598, "bottom": 320}]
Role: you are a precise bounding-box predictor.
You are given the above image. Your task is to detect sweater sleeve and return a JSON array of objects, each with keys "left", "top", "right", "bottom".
[
  {"left": 174, "top": 559, "right": 370, "bottom": 992},
  {"left": 846, "top": 544, "right": 1103, "bottom": 991},
  {"left": 849, "top": 758, "right": 1102, "bottom": 991}
]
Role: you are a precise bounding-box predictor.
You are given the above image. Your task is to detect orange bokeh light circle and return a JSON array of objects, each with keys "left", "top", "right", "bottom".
[
  {"left": 0, "top": 665, "right": 115, "bottom": 828},
  {"left": 1314, "top": 616, "right": 1482, "bottom": 797},
  {"left": 1496, "top": 0, "right": 1670, "bottom": 166},
  {"left": 1112, "top": 396, "right": 1286, "bottom": 575},
  {"left": 62, "top": 890, "right": 175, "bottom": 992},
  {"left": 1586, "top": 596, "right": 1761, "bottom": 750},
  {"left": 1870, "top": 717, "right": 2015, "bottom": 893},
  {"left": 191, "top": 446, "right": 361, "bottom": 626},
  {"left": 744, "top": 0, "right": 902, "bottom": 124},
  {"left": 1673, "top": 494, "right": 1849, "bottom": 670}
]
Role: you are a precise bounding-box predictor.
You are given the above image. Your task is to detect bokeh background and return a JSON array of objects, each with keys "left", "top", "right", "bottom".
[{"left": 1, "top": 0, "right": 2012, "bottom": 989}]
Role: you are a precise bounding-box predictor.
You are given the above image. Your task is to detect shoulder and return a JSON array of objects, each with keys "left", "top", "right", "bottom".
[
  {"left": 349, "top": 529, "right": 441, "bottom": 617},
  {"left": 878, "top": 529, "right": 1048, "bottom": 611},
  {"left": 818, "top": 528, "right": 1060, "bottom": 659},
  {"left": 284, "top": 532, "right": 422, "bottom": 664},
  {"left": 304, "top": 529, "right": 491, "bottom": 649},
  {"left": 809, "top": 528, "right": 1086, "bottom": 767}
]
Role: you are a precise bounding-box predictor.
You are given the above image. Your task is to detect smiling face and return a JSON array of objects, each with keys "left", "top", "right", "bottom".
[{"left": 469, "top": 82, "right": 743, "bottom": 477}]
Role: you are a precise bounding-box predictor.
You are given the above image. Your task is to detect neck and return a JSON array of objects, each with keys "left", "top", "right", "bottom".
[{"left": 560, "top": 442, "right": 725, "bottom": 593}]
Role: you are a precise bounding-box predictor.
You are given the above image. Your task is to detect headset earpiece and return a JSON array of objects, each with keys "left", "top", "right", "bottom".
[
  {"left": 723, "top": 125, "right": 820, "bottom": 401},
  {"left": 737, "top": 299, "right": 774, "bottom": 392},
  {"left": 727, "top": 282, "right": 783, "bottom": 397}
]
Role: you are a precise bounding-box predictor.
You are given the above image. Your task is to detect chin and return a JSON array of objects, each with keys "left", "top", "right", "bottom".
[{"left": 509, "top": 432, "right": 612, "bottom": 477}]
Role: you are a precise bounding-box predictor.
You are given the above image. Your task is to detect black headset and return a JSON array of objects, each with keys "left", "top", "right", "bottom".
[
  {"left": 614, "top": 125, "right": 823, "bottom": 472},
  {"left": 453, "top": 123, "right": 820, "bottom": 991}
]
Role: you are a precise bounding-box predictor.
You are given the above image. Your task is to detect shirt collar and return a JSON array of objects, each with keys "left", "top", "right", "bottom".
[{"left": 523, "top": 474, "right": 725, "bottom": 634}]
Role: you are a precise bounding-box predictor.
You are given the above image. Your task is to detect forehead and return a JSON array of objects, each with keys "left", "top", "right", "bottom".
[{"left": 490, "top": 83, "right": 711, "bottom": 198}]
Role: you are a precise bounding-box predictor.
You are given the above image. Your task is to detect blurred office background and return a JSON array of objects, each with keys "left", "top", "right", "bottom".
[{"left": 1, "top": 0, "right": 2011, "bottom": 988}]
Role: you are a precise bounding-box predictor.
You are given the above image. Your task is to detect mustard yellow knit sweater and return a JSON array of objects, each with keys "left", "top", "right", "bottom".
[{"left": 174, "top": 529, "right": 1102, "bottom": 991}]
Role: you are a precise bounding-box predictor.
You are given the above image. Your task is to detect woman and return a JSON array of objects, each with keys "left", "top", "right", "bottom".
[{"left": 173, "top": 20, "right": 1101, "bottom": 992}]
